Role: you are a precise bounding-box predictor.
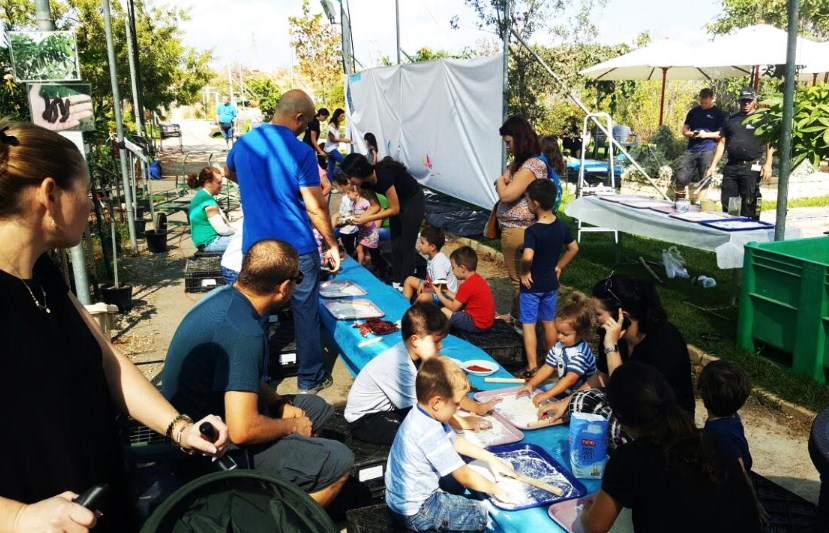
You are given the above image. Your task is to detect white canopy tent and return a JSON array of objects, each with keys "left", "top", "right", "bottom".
[
  {"left": 579, "top": 39, "right": 749, "bottom": 125},
  {"left": 800, "top": 42, "right": 829, "bottom": 83}
]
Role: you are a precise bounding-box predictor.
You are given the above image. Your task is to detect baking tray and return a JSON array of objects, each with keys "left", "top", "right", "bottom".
[
  {"left": 319, "top": 279, "right": 367, "bottom": 298},
  {"left": 474, "top": 386, "right": 558, "bottom": 430},
  {"left": 467, "top": 443, "right": 587, "bottom": 511},
  {"left": 699, "top": 217, "right": 774, "bottom": 232},
  {"left": 547, "top": 496, "right": 594, "bottom": 532},
  {"left": 322, "top": 299, "right": 384, "bottom": 320},
  {"left": 668, "top": 210, "right": 730, "bottom": 223},
  {"left": 452, "top": 411, "right": 524, "bottom": 448}
]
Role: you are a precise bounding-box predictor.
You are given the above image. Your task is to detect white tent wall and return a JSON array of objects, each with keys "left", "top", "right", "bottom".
[{"left": 346, "top": 55, "right": 503, "bottom": 209}]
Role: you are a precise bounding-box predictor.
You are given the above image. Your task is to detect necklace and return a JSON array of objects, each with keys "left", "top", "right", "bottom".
[{"left": 0, "top": 253, "right": 51, "bottom": 314}]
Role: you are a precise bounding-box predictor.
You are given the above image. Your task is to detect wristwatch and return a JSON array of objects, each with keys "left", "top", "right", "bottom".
[{"left": 604, "top": 344, "right": 619, "bottom": 354}]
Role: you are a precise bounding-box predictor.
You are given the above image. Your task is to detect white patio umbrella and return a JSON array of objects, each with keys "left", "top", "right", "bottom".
[
  {"left": 694, "top": 24, "right": 824, "bottom": 84},
  {"left": 580, "top": 39, "right": 750, "bottom": 125},
  {"left": 801, "top": 42, "right": 829, "bottom": 83}
]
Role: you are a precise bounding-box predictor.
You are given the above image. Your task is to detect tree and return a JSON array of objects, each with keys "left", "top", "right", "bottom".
[
  {"left": 708, "top": 0, "right": 829, "bottom": 40},
  {"left": 748, "top": 84, "right": 829, "bottom": 168},
  {"left": 288, "top": 0, "right": 344, "bottom": 109},
  {"left": 1, "top": 0, "right": 212, "bottom": 132}
]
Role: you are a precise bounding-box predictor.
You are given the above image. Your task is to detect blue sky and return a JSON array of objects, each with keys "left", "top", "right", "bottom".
[{"left": 180, "top": 0, "right": 724, "bottom": 72}]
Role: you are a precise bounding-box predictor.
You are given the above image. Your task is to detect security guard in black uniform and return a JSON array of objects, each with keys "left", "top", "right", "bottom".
[{"left": 705, "top": 87, "right": 774, "bottom": 220}]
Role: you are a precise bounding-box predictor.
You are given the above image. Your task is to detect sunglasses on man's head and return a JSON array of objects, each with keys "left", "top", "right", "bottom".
[{"left": 603, "top": 273, "right": 623, "bottom": 305}]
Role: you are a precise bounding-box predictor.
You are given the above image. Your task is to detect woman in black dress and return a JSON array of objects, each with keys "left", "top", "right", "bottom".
[
  {"left": 0, "top": 122, "right": 228, "bottom": 532},
  {"left": 341, "top": 154, "right": 425, "bottom": 287}
]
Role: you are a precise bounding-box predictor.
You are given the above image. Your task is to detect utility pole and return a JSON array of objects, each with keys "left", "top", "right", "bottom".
[
  {"left": 102, "top": 0, "right": 137, "bottom": 248},
  {"left": 395, "top": 0, "right": 401, "bottom": 65},
  {"left": 34, "top": 0, "right": 54, "bottom": 30}
]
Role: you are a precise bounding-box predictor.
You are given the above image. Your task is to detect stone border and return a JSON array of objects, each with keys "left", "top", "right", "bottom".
[
  {"left": 688, "top": 345, "right": 817, "bottom": 425},
  {"left": 454, "top": 234, "right": 817, "bottom": 425}
]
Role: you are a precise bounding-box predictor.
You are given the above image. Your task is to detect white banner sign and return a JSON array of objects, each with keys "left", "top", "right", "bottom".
[{"left": 346, "top": 55, "right": 503, "bottom": 209}]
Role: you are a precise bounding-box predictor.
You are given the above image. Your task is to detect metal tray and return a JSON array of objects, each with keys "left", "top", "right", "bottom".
[
  {"left": 322, "top": 299, "right": 384, "bottom": 320},
  {"left": 474, "top": 386, "right": 558, "bottom": 430},
  {"left": 319, "top": 280, "right": 368, "bottom": 298},
  {"left": 452, "top": 411, "right": 524, "bottom": 448},
  {"left": 620, "top": 198, "right": 674, "bottom": 209},
  {"left": 467, "top": 443, "right": 587, "bottom": 511},
  {"left": 699, "top": 217, "right": 774, "bottom": 232},
  {"left": 547, "top": 496, "right": 594, "bottom": 532},
  {"left": 668, "top": 209, "right": 730, "bottom": 222}
]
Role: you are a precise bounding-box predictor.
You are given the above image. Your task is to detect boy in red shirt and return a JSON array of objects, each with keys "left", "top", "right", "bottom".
[{"left": 435, "top": 246, "right": 495, "bottom": 333}]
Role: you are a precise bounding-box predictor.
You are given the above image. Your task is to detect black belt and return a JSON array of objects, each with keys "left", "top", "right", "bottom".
[{"left": 726, "top": 159, "right": 760, "bottom": 166}]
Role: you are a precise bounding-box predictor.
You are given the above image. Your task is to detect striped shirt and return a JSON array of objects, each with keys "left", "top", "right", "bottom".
[{"left": 544, "top": 339, "right": 597, "bottom": 390}]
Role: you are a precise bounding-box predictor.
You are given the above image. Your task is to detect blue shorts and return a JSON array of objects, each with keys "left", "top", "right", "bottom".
[{"left": 519, "top": 290, "right": 558, "bottom": 324}]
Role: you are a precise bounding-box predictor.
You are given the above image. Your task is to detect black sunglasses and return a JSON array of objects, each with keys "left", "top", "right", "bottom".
[
  {"left": 292, "top": 271, "right": 304, "bottom": 285},
  {"left": 603, "top": 273, "right": 623, "bottom": 305}
]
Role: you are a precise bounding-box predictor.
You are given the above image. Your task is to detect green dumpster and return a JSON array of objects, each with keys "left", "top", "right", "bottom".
[{"left": 737, "top": 236, "right": 829, "bottom": 384}]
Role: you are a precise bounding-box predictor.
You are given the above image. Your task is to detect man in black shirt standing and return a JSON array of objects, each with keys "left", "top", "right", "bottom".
[
  {"left": 706, "top": 87, "right": 774, "bottom": 219},
  {"left": 676, "top": 88, "right": 725, "bottom": 188},
  {"left": 302, "top": 107, "right": 330, "bottom": 166}
]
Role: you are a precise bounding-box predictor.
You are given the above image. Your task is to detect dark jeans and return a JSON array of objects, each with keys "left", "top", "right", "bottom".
[
  {"left": 390, "top": 189, "right": 425, "bottom": 283},
  {"left": 675, "top": 149, "right": 714, "bottom": 186},
  {"left": 721, "top": 162, "right": 760, "bottom": 218},
  {"left": 348, "top": 407, "right": 411, "bottom": 445},
  {"left": 293, "top": 252, "right": 325, "bottom": 389},
  {"left": 340, "top": 232, "right": 358, "bottom": 257}
]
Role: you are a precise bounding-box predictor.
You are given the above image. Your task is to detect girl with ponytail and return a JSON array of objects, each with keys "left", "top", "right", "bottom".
[{"left": 579, "top": 362, "right": 760, "bottom": 533}]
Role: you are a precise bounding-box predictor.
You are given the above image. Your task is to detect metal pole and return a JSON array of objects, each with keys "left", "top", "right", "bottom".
[
  {"left": 123, "top": 7, "right": 143, "bottom": 135},
  {"left": 395, "top": 0, "right": 401, "bottom": 65},
  {"left": 228, "top": 63, "right": 234, "bottom": 104},
  {"left": 775, "top": 0, "right": 800, "bottom": 240},
  {"left": 658, "top": 68, "right": 667, "bottom": 126},
  {"left": 34, "top": 0, "right": 55, "bottom": 30},
  {"left": 501, "top": 0, "right": 509, "bottom": 173},
  {"left": 37, "top": 0, "right": 92, "bottom": 302},
  {"left": 102, "top": 0, "right": 137, "bottom": 247}
]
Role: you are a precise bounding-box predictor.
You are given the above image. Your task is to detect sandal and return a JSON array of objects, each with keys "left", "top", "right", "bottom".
[{"left": 495, "top": 313, "right": 515, "bottom": 324}]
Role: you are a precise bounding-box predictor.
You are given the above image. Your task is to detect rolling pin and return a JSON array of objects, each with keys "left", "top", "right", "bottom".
[
  {"left": 484, "top": 377, "right": 525, "bottom": 384},
  {"left": 501, "top": 471, "right": 564, "bottom": 496},
  {"left": 526, "top": 418, "right": 564, "bottom": 429}
]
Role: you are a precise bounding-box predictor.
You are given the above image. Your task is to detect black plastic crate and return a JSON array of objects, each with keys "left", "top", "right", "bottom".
[
  {"left": 452, "top": 320, "right": 524, "bottom": 368},
  {"left": 268, "top": 318, "right": 298, "bottom": 380},
  {"left": 323, "top": 409, "right": 391, "bottom": 501},
  {"left": 184, "top": 256, "right": 226, "bottom": 293},
  {"left": 750, "top": 471, "right": 818, "bottom": 532},
  {"left": 346, "top": 504, "right": 408, "bottom": 533}
]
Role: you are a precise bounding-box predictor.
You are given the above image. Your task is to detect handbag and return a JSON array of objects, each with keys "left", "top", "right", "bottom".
[{"left": 484, "top": 201, "right": 501, "bottom": 239}]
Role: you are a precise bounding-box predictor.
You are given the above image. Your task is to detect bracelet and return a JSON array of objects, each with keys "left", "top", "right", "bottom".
[{"left": 165, "top": 414, "right": 194, "bottom": 442}]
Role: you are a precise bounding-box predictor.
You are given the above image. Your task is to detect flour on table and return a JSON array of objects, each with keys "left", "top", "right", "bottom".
[
  {"left": 493, "top": 394, "right": 547, "bottom": 429},
  {"left": 453, "top": 414, "right": 520, "bottom": 448}
]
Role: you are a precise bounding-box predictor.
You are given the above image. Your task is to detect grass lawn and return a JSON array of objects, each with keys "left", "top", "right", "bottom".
[{"left": 479, "top": 190, "right": 829, "bottom": 413}]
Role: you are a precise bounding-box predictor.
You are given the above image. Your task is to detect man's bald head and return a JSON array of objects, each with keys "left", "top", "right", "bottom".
[
  {"left": 237, "top": 239, "right": 300, "bottom": 296},
  {"left": 272, "top": 89, "right": 316, "bottom": 134}
]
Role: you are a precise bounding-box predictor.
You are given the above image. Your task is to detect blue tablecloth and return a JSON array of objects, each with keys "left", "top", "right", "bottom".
[{"left": 317, "top": 258, "right": 601, "bottom": 532}]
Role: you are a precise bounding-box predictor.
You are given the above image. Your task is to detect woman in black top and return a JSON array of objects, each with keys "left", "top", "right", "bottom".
[
  {"left": 0, "top": 122, "right": 229, "bottom": 532},
  {"left": 560, "top": 273, "right": 694, "bottom": 448},
  {"left": 341, "top": 153, "right": 425, "bottom": 285},
  {"left": 579, "top": 362, "right": 759, "bottom": 533}
]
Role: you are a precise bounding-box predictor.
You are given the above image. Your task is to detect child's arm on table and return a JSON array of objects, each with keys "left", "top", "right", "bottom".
[
  {"left": 435, "top": 286, "right": 462, "bottom": 311},
  {"left": 533, "top": 371, "right": 580, "bottom": 406},
  {"left": 556, "top": 240, "right": 579, "bottom": 279},
  {"left": 537, "top": 379, "right": 594, "bottom": 423},
  {"left": 579, "top": 490, "right": 622, "bottom": 533},
  {"left": 516, "top": 364, "right": 556, "bottom": 397},
  {"left": 452, "top": 437, "right": 518, "bottom": 502}
]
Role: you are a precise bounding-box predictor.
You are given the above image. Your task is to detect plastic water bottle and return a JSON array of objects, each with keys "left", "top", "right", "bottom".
[{"left": 694, "top": 275, "right": 717, "bottom": 289}]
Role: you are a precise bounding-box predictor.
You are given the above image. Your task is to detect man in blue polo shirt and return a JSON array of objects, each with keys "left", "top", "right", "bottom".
[
  {"left": 675, "top": 88, "right": 725, "bottom": 189},
  {"left": 216, "top": 96, "right": 237, "bottom": 149},
  {"left": 226, "top": 89, "right": 341, "bottom": 394}
]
